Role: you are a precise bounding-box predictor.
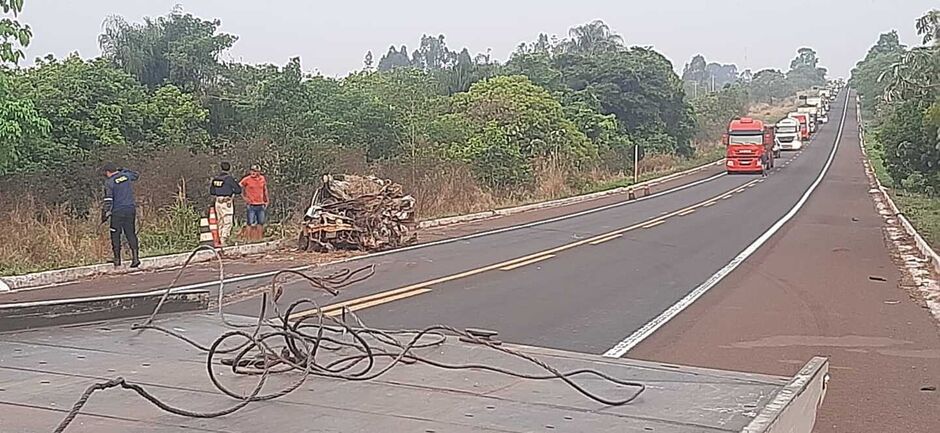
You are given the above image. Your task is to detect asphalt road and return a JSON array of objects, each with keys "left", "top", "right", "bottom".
[{"left": 218, "top": 91, "right": 851, "bottom": 358}]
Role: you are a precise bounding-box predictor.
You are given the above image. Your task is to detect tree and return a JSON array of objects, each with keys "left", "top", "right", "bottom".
[
  {"left": 411, "top": 34, "right": 456, "bottom": 71},
  {"left": 850, "top": 31, "right": 907, "bottom": 119},
  {"left": 555, "top": 47, "right": 695, "bottom": 156},
  {"left": 377, "top": 45, "right": 413, "bottom": 71},
  {"left": 564, "top": 20, "right": 624, "bottom": 54},
  {"left": 0, "top": 0, "right": 31, "bottom": 64},
  {"left": 0, "top": 72, "right": 50, "bottom": 173},
  {"left": 915, "top": 9, "right": 940, "bottom": 45},
  {"left": 445, "top": 75, "right": 596, "bottom": 188},
  {"left": 682, "top": 54, "right": 738, "bottom": 94},
  {"left": 98, "top": 11, "right": 237, "bottom": 92},
  {"left": 749, "top": 69, "right": 790, "bottom": 103},
  {"left": 786, "top": 47, "right": 827, "bottom": 89}
]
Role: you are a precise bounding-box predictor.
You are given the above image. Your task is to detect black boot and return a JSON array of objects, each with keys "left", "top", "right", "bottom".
[
  {"left": 112, "top": 250, "right": 122, "bottom": 267},
  {"left": 130, "top": 249, "right": 141, "bottom": 268}
]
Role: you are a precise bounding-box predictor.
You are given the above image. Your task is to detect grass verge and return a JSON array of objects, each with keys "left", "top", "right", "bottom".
[{"left": 862, "top": 130, "right": 940, "bottom": 249}]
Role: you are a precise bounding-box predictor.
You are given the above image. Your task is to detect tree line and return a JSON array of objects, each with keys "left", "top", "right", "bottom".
[
  {"left": 851, "top": 10, "right": 940, "bottom": 196},
  {"left": 1, "top": 7, "right": 822, "bottom": 216}
]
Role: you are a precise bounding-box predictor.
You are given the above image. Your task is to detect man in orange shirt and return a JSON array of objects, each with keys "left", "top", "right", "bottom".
[{"left": 239, "top": 164, "right": 269, "bottom": 241}]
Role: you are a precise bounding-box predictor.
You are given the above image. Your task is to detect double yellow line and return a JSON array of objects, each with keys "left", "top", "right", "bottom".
[{"left": 288, "top": 178, "right": 761, "bottom": 321}]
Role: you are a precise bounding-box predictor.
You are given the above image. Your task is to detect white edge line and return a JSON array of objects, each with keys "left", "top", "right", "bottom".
[
  {"left": 602, "top": 90, "right": 851, "bottom": 358},
  {"left": 99, "top": 172, "right": 731, "bottom": 297}
]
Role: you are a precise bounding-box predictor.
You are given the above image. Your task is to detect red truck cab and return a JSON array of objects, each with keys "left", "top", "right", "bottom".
[
  {"left": 724, "top": 117, "right": 775, "bottom": 175},
  {"left": 788, "top": 113, "right": 811, "bottom": 141}
]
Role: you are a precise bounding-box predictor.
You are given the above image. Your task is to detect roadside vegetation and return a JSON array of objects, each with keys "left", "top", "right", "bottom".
[
  {"left": 0, "top": 2, "right": 822, "bottom": 275},
  {"left": 852, "top": 9, "right": 940, "bottom": 249}
]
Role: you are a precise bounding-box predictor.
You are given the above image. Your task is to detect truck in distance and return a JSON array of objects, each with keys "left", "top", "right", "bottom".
[
  {"left": 775, "top": 118, "right": 803, "bottom": 151},
  {"left": 789, "top": 111, "right": 812, "bottom": 140}
]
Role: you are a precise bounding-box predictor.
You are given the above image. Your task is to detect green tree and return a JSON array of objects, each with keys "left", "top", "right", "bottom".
[
  {"left": 748, "top": 69, "right": 791, "bottom": 103},
  {"left": 915, "top": 9, "right": 940, "bottom": 45},
  {"left": 564, "top": 20, "right": 624, "bottom": 54},
  {"left": 376, "top": 45, "right": 413, "bottom": 71},
  {"left": 0, "top": 72, "right": 50, "bottom": 173},
  {"left": 786, "top": 47, "right": 827, "bottom": 89},
  {"left": 99, "top": 11, "right": 237, "bottom": 92},
  {"left": 556, "top": 47, "right": 695, "bottom": 156},
  {"left": 446, "top": 75, "right": 596, "bottom": 188},
  {"left": 0, "top": 0, "right": 31, "bottom": 64},
  {"left": 851, "top": 31, "right": 907, "bottom": 119}
]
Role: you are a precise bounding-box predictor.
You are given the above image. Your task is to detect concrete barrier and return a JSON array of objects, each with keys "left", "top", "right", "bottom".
[{"left": 0, "top": 240, "right": 284, "bottom": 292}]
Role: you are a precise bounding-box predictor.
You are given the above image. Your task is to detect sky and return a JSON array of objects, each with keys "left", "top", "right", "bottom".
[{"left": 17, "top": 0, "right": 940, "bottom": 79}]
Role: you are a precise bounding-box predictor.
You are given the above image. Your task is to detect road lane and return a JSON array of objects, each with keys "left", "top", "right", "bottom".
[
  {"left": 629, "top": 91, "right": 940, "bottom": 433},
  {"left": 259, "top": 92, "right": 851, "bottom": 355}
]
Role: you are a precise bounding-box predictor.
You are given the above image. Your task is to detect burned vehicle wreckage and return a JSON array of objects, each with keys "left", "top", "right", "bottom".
[{"left": 298, "top": 174, "right": 418, "bottom": 252}]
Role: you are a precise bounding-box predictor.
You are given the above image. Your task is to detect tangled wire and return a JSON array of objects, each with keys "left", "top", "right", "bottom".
[{"left": 54, "top": 245, "right": 646, "bottom": 432}]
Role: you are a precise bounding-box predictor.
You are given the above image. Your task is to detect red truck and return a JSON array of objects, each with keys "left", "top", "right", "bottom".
[
  {"left": 724, "top": 117, "right": 775, "bottom": 175},
  {"left": 788, "top": 112, "right": 811, "bottom": 142}
]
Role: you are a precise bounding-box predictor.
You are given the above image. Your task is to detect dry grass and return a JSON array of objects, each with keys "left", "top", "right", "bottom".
[
  {"left": 0, "top": 142, "right": 729, "bottom": 276},
  {"left": 748, "top": 97, "right": 798, "bottom": 124}
]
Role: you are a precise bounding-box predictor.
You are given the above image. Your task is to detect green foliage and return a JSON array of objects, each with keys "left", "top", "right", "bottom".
[
  {"left": 681, "top": 54, "right": 738, "bottom": 95},
  {"left": 557, "top": 47, "right": 695, "bottom": 156},
  {"left": 690, "top": 85, "right": 749, "bottom": 142},
  {"left": 854, "top": 10, "right": 940, "bottom": 197},
  {"left": 0, "top": 71, "right": 49, "bottom": 173},
  {"left": 0, "top": 0, "right": 30, "bottom": 64},
  {"left": 850, "top": 31, "right": 906, "bottom": 120},
  {"left": 446, "top": 75, "right": 595, "bottom": 188},
  {"left": 99, "top": 11, "right": 236, "bottom": 92},
  {"left": 563, "top": 20, "right": 624, "bottom": 54},
  {"left": 786, "top": 47, "right": 827, "bottom": 90}
]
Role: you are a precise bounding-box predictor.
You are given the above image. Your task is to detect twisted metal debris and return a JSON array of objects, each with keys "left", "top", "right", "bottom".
[{"left": 299, "top": 174, "right": 417, "bottom": 252}]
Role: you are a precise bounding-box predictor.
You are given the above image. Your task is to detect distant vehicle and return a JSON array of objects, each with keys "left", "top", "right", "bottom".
[
  {"left": 806, "top": 97, "right": 827, "bottom": 124},
  {"left": 797, "top": 106, "right": 818, "bottom": 132},
  {"left": 724, "top": 117, "right": 775, "bottom": 175},
  {"left": 788, "top": 112, "right": 811, "bottom": 141},
  {"left": 775, "top": 118, "right": 803, "bottom": 151}
]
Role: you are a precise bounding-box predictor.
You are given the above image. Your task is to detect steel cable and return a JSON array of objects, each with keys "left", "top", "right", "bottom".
[{"left": 54, "top": 247, "right": 646, "bottom": 432}]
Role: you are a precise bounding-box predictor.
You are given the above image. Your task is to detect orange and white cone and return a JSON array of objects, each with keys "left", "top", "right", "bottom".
[{"left": 208, "top": 206, "right": 222, "bottom": 248}]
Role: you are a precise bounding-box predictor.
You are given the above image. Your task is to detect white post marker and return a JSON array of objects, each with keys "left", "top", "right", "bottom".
[{"left": 603, "top": 90, "right": 852, "bottom": 358}]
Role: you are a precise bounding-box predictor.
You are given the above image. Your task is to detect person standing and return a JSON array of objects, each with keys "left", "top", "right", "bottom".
[
  {"left": 101, "top": 163, "right": 141, "bottom": 268},
  {"left": 239, "top": 164, "right": 269, "bottom": 241},
  {"left": 209, "top": 161, "right": 241, "bottom": 246}
]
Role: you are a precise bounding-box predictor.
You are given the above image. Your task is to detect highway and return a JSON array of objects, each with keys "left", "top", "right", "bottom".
[{"left": 221, "top": 91, "right": 851, "bottom": 357}]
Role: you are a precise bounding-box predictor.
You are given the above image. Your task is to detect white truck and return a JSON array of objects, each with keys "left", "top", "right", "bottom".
[
  {"left": 807, "top": 96, "right": 828, "bottom": 124},
  {"left": 775, "top": 118, "right": 803, "bottom": 150},
  {"left": 797, "top": 105, "right": 819, "bottom": 132}
]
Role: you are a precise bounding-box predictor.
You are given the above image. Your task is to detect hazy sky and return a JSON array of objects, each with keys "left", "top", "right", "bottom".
[{"left": 18, "top": 0, "right": 940, "bottom": 78}]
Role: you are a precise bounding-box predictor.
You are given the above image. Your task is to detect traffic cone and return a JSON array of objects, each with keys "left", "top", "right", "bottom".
[
  {"left": 199, "top": 214, "right": 214, "bottom": 247},
  {"left": 208, "top": 206, "right": 222, "bottom": 248}
]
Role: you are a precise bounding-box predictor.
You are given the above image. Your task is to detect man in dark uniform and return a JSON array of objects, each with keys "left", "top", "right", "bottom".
[
  {"left": 209, "top": 161, "right": 241, "bottom": 246},
  {"left": 101, "top": 163, "right": 141, "bottom": 267}
]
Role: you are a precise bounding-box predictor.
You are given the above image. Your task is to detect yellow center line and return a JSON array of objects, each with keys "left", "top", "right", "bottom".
[
  {"left": 642, "top": 220, "right": 666, "bottom": 229},
  {"left": 289, "top": 178, "right": 761, "bottom": 320},
  {"left": 324, "top": 288, "right": 433, "bottom": 317},
  {"left": 589, "top": 234, "right": 622, "bottom": 245},
  {"left": 500, "top": 254, "right": 555, "bottom": 271}
]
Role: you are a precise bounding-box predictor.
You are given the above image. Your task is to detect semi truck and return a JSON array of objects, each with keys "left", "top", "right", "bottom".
[
  {"left": 789, "top": 112, "right": 811, "bottom": 141},
  {"left": 797, "top": 106, "right": 818, "bottom": 133},
  {"left": 806, "top": 97, "right": 827, "bottom": 124},
  {"left": 724, "top": 117, "right": 775, "bottom": 175},
  {"left": 775, "top": 118, "right": 803, "bottom": 150}
]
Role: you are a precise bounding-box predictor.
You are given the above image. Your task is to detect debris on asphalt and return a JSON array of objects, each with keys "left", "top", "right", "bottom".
[{"left": 298, "top": 174, "right": 417, "bottom": 252}]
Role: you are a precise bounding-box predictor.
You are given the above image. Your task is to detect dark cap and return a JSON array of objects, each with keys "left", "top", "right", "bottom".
[
  {"left": 101, "top": 162, "right": 118, "bottom": 174},
  {"left": 221, "top": 161, "right": 231, "bottom": 171}
]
